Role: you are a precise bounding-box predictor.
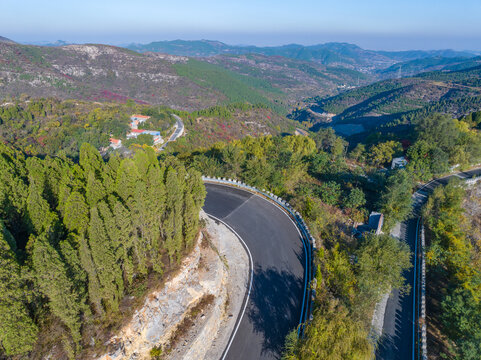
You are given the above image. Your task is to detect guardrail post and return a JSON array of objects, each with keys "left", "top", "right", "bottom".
[
  {"left": 202, "top": 175, "right": 315, "bottom": 338},
  {"left": 420, "top": 225, "right": 427, "bottom": 360}
]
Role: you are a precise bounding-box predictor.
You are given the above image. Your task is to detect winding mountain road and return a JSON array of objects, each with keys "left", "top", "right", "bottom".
[
  {"left": 203, "top": 183, "right": 306, "bottom": 360},
  {"left": 377, "top": 168, "right": 481, "bottom": 360},
  {"left": 160, "top": 114, "right": 184, "bottom": 151}
]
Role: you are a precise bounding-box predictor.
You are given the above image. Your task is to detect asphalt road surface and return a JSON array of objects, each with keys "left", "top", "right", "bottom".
[
  {"left": 377, "top": 168, "right": 481, "bottom": 360},
  {"left": 203, "top": 183, "right": 305, "bottom": 360},
  {"left": 170, "top": 114, "right": 184, "bottom": 142},
  {"left": 160, "top": 114, "right": 184, "bottom": 151}
]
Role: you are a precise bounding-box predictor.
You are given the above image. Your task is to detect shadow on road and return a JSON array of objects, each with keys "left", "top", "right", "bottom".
[
  {"left": 247, "top": 265, "right": 303, "bottom": 358},
  {"left": 376, "top": 276, "right": 414, "bottom": 359}
]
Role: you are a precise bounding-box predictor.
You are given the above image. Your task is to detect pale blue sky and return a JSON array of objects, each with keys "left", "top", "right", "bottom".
[{"left": 2, "top": 0, "right": 481, "bottom": 50}]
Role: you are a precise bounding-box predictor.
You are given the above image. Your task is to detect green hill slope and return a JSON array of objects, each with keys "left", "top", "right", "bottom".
[{"left": 294, "top": 65, "right": 481, "bottom": 137}]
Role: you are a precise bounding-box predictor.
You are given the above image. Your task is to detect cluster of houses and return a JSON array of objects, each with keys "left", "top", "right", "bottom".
[{"left": 109, "top": 115, "right": 164, "bottom": 149}]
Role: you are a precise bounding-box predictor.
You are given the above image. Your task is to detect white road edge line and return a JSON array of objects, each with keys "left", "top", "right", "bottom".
[
  {"left": 205, "top": 182, "right": 308, "bottom": 338},
  {"left": 205, "top": 213, "right": 254, "bottom": 360}
]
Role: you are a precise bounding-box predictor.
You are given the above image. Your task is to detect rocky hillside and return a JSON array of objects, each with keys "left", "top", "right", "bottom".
[
  {"left": 202, "top": 54, "right": 372, "bottom": 101},
  {"left": 0, "top": 42, "right": 220, "bottom": 111},
  {"left": 0, "top": 41, "right": 368, "bottom": 113}
]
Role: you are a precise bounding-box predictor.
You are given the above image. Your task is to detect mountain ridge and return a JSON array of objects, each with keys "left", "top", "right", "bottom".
[
  {"left": 0, "top": 36, "right": 15, "bottom": 44},
  {"left": 126, "top": 39, "right": 476, "bottom": 71}
]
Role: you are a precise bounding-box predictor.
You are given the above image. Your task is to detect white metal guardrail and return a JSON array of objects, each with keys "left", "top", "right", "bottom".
[
  {"left": 414, "top": 174, "right": 481, "bottom": 359},
  {"left": 420, "top": 226, "right": 427, "bottom": 360},
  {"left": 202, "top": 176, "right": 315, "bottom": 336}
]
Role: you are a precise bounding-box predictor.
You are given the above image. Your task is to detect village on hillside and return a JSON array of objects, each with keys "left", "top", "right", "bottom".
[{"left": 108, "top": 114, "right": 184, "bottom": 152}]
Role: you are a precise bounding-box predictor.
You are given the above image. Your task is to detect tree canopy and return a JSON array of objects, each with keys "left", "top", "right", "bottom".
[{"left": 0, "top": 143, "right": 205, "bottom": 356}]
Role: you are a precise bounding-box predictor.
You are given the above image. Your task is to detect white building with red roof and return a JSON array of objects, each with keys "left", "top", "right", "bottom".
[
  {"left": 130, "top": 114, "right": 150, "bottom": 129},
  {"left": 127, "top": 128, "right": 145, "bottom": 138},
  {"left": 109, "top": 138, "right": 122, "bottom": 149}
]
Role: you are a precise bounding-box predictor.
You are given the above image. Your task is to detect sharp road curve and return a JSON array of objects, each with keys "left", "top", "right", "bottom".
[
  {"left": 377, "top": 168, "right": 481, "bottom": 360},
  {"left": 160, "top": 114, "right": 184, "bottom": 151},
  {"left": 203, "top": 183, "right": 306, "bottom": 360}
]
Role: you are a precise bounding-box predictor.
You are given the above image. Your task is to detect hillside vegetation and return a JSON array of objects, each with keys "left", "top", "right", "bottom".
[
  {"left": 294, "top": 65, "right": 481, "bottom": 138},
  {"left": 172, "top": 59, "right": 288, "bottom": 113},
  {"left": 0, "top": 144, "right": 205, "bottom": 358},
  {"left": 423, "top": 181, "right": 481, "bottom": 359},
  {"left": 0, "top": 42, "right": 366, "bottom": 113},
  {"left": 378, "top": 56, "right": 481, "bottom": 79},
  {"left": 0, "top": 98, "right": 297, "bottom": 157}
]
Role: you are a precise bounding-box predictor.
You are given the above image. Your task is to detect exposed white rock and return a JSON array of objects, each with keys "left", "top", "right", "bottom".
[
  {"left": 98, "top": 210, "right": 249, "bottom": 360},
  {"left": 64, "top": 45, "right": 119, "bottom": 59}
]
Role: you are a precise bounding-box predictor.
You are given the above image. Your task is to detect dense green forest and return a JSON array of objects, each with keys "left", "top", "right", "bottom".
[
  {"left": 294, "top": 65, "right": 481, "bottom": 139},
  {"left": 0, "top": 143, "right": 205, "bottom": 357},
  {"left": 419, "top": 65, "right": 481, "bottom": 87},
  {"left": 172, "top": 59, "right": 288, "bottom": 114}
]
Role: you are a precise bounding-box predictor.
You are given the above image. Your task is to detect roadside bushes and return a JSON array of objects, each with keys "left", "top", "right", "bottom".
[
  {"left": 423, "top": 180, "right": 481, "bottom": 359},
  {"left": 378, "top": 169, "right": 414, "bottom": 231},
  {"left": 282, "top": 233, "right": 411, "bottom": 360}
]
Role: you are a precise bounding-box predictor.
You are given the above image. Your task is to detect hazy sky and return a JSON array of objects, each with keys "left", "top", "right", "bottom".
[{"left": 2, "top": 0, "right": 481, "bottom": 50}]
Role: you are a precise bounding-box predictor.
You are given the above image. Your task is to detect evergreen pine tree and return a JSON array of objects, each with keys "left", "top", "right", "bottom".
[
  {"left": 63, "top": 191, "right": 89, "bottom": 234},
  {"left": 86, "top": 171, "right": 106, "bottom": 206},
  {"left": 87, "top": 206, "right": 124, "bottom": 311},
  {"left": 0, "top": 223, "right": 38, "bottom": 356},
  {"left": 26, "top": 182, "right": 57, "bottom": 235},
  {"left": 32, "top": 230, "right": 83, "bottom": 344},
  {"left": 78, "top": 234, "right": 103, "bottom": 314},
  {"left": 164, "top": 167, "right": 184, "bottom": 261},
  {"left": 183, "top": 192, "right": 199, "bottom": 248}
]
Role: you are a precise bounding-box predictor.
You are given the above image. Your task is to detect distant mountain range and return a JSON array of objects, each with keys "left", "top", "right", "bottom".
[{"left": 126, "top": 40, "right": 477, "bottom": 72}]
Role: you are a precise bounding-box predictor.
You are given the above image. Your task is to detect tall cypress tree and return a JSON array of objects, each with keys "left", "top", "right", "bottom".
[
  {"left": 87, "top": 206, "right": 124, "bottom": 311},
  {"left": 85, "top": 170, "right": 106, "bottom": 207},
  {"left": 115, "top": 159, "right": 139, "bottom": 203},
  {"left": 26, "top": 182, "right": 57, "bottom": 235},
  {"left": 182, "top": 192, "right": 199, "bottom": 249},
  {"left": 32, "top": 230, "right": 83, "bottom": 344},
  {"left": 0, "top": 223, "right": 38, "bottom": 356},
  {"left": 164, "top": 167, "right": 184, "bottom": 261},
  {"left": 186, "top": 169, "right": 206, "bottom": 210},
  {"left": 146, "top": 164, "right": 166, "bottom": 273},
  {"left": 59, "top": 237, "right": 88, "bottom": 304},
  {"left": 79, "top": 143, "right": 103, "bottom": 178},
  {"left": 63, "top": 191, "right": 89, "bottom": 234},
  {"left": 78, "top": 234, "right": 103, "bottom": 314},
  {"left": 110, "top": 195, "right": 135, "bottom": 284}
]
